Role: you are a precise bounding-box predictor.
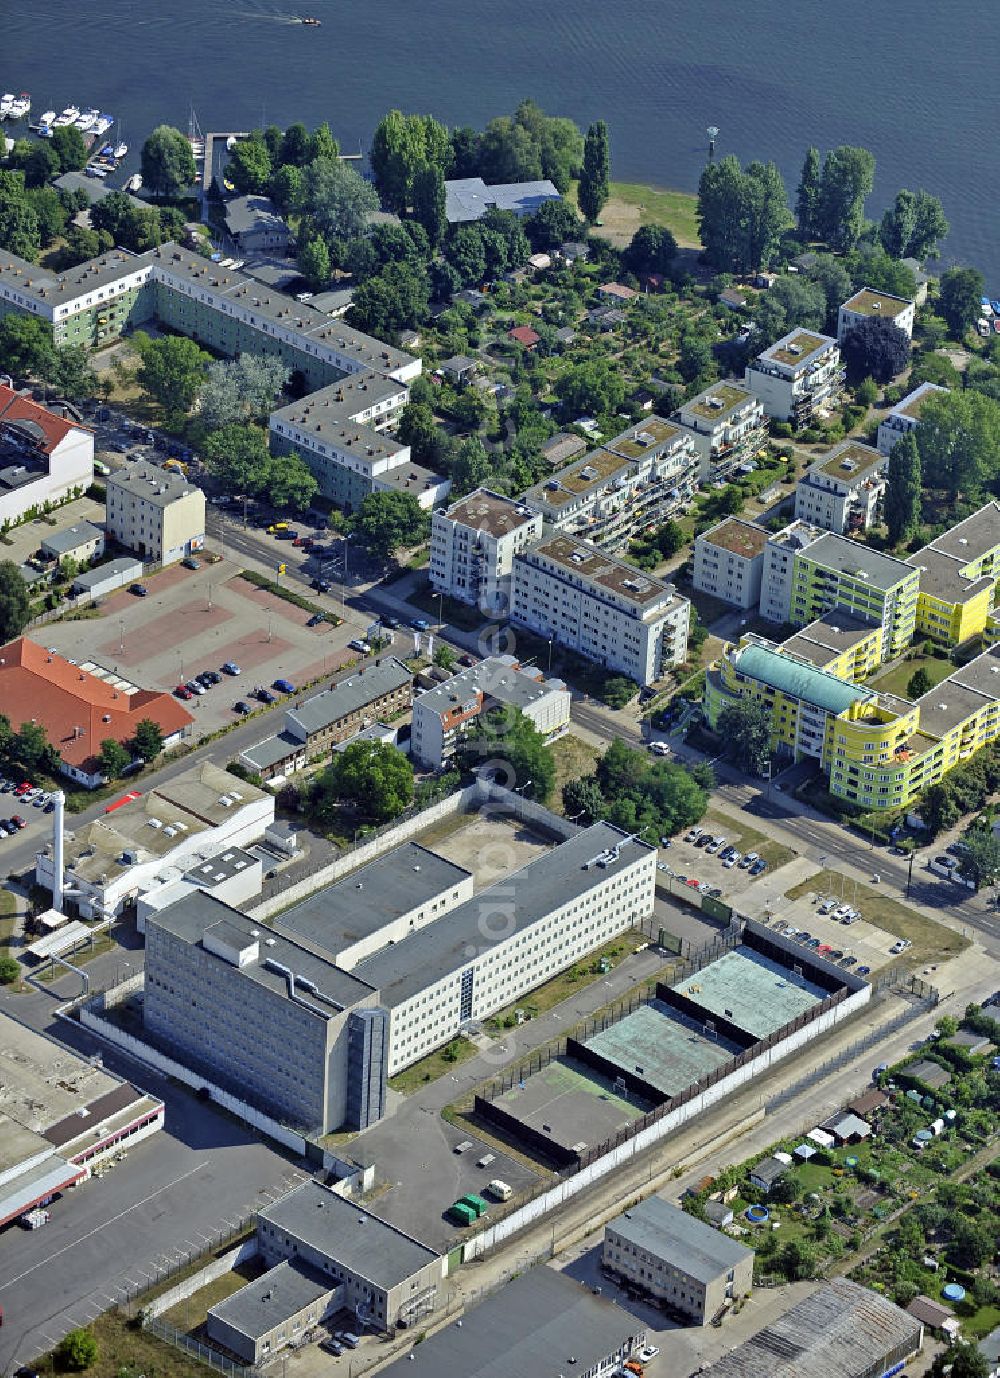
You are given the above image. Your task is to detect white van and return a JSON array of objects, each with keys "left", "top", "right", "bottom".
[{"left": 486, "top": 1179, "right": 512, "bottom": 1202}]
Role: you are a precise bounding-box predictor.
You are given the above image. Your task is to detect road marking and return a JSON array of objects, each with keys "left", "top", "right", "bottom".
[{"left": 0, "top": 1164, "right": 206, "bottom": 1292}]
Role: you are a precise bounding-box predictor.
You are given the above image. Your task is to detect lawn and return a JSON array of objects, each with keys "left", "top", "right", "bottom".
[
  {"left": 785, "top": 869, "right": 970, "bottom": 967},
  {"left": 29, "top": 1308, "right": 214, "bottom": 1378},
  {"left": 576, "top": 180, "right": 702, "bottom": 249},
  {"left": 702, "top": 809, "right": 798, "bottom": 871},
  {"left": 549, "top": 734, "right": 601, "bottom": 814},
  {"left": 388, "top": 1035, "right": 478, "bottom": 1095},
  {"left": 408, "top": 585, "right": 486, "bottom": 633},
  {"left": 867, "top": 654, "right": 954, "bottom": 700},
  {"left": 162, "top": 1257, "right": 266, "bottom": 1332}
]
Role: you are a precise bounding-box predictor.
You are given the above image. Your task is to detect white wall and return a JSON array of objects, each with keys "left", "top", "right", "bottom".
[{"left": 0, "top": 426, "right": 94, "bottom": 527}]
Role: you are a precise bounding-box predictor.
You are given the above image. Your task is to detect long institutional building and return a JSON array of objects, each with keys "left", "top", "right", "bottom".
[
  {"left": 704, "top": 498, "right": 1000, "bottom": 810},
  {"left": 0, "top": 243, "right": 448, "bottom": 511},
  {"left": 140, "top": 821, "right": 657, "bottom": 1133}
]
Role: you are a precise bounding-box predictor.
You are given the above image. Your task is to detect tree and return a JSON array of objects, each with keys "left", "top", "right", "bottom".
[
  {"left": 928, "top": 1348, "right": 989, "bottom": 1378},
  {"left": 514, "top": 100, "right": 583, "bottom": 192},
  {"left": 269, "top": 162, "right": 303, "bottom": 215},
  {"left": 0, "top": 313, "right": 54, "bottom": 379},
  {"left": 450, "top": 126, "right": 481, "bottom": 178},
  {"left": 578, "top": 121, "right": 610, "bottom": 224},
  {"left": 884, "top": 432, "right": 922, "bottom": 545},
  {"left": 555, "top": 358, "right": 625, "bottom": 417},
  {"left": 938, "top": 265, "right": 985, "bottom": 340},
  {"left": 131, "top": 719, "right": 164, "bottom": 760},
  {"left": 350, "top": 491, "right": 430, "bottom": 559},
  {"left": 90, "top": 191, "right": 163, "bottom": 253},
  {"left": 267, "top": 451, "right": 318, "bottom": 512},
  {"left": 840, "top": 317, "right": 911, "bottom": 384},
  {"left": 678, "top": 331, "right": 716, "bottom": 383},
  {"left": 0, "top": 955, "right": 19, "bottom": 986},
  {"left": 49, "top": 123, "right": 88, "bottom": 173},
  {"left": 479, "top": 116, "right": 543, "bottom": 184},
  {"left": 795, "top": 147, "right": 821, "bottom": 237},
  {"left": 444, "top": 224, "right": 487, "bottom": 287},
  {"left": 879, "top": 189, "right": 918, "bottom": 259},
  {"left": 908, "top": 190, "right": 950, "bottom": 260},
  {"left": 370, "top": 110, "right": 450, "bottom": 213},
  {"left": 313, "top": 740, "right": 414, "bottom": 823},
  {"left": 133, "top": 332, "right": 210, "bottom": 415},
  {"left": 17, "top": 139, "right": 61, "bottom": 188},
  {"left": 99, "top": 738, "right": 131, "bottom": 780},
  {"left": 742, "top": 160, "right": 789, "bottom": 271},
  {"left": 346, "top": 261, "right": 430, "bottom": 338},
  {"left": 697, "top": 156, "right": 788, "bottom": 272},
  {"left": 198, "top": 354, "right": 289, "bottom": 429},
  {"left": 457, "top": 706, "right": 556, "bottom": 802},
  {"left": 916, "top": 389, "right": 1000, "bottom": 504},
  {"left": 26, "top": 187, "right": 68, "bottom": 247},
  {"left": 526, "top": 198, "right": 584, "bottom": 251},
  {"left": 55, "top": 1329, "right": 98, "bottom": 1372},
  {"left": 295, "top": 233, "right": 331, "bottom": 293},
  {"left": 227, "top": 133, "right": 272, "bottom": 195},
  {"left": 816, "top": 145, "right": 876, "bottom": 251},
  {"left": 12, "top": 720, "right": 60, "bottom": 775},
  {"left": 957, "top": 829, "right": 1000, "bottom": 891},
  {"left": 718, "top": 699, "right": 771, "bottom": 776},
  {"left": 203, "top": 425, "right": 274, "bottom": 496},
  {"left": 411, "top": 163, "right": 447, "bottom": 247},
  {"left": 433, "top": 643, "right": 456, "bottom": 671},
  {"left": 299, "top": 157, "right": 379, "bottom": 244},
  {"left": 562, "top": 776, "right": 606, "bottom": 824},
  {"left": 921, "top": 782, "right": 961, "bottom": 836},
  {"left": 0, "top": 189, "right": 40, "bottom": 261},
  {"left": 0, "top": 562, "right": 31, "bottom": 642},
  {"left": 623, "top": 224, "right": 677, "bottom": 277},
  {"left": 308, "top": 122, "right": 340, "bottom": 164},
  {"left": 906, "top": 667, "right": 933, "bottom": 699},
  {"left": 278, "top": 121, "right": 311, "bottom": 168},
  {"left": 140, "top": 125, "right": 197, "bottom": 200}
]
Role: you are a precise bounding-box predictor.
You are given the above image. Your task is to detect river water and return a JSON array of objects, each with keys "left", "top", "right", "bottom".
[{"left": 3, "top": 1, "right": 997, "bottom": 277}]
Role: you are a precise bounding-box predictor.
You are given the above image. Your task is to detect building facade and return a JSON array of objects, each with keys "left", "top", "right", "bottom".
[
  {"left": 410, "top": 655, "right": 571, "bottom": 769},
  {"left": 0, "top": 385, "right": 94, "bottom": 527},
  {"left": 837, "top": 288, "right": 915, "bottom": 344},
  {"left": 511, "top": 534, "right": 691, "bottom": 686},
  {"left": 603, "top": 1197, "right": 753, "bottom": 1325},
  {"left": 744, "top": 329, "right": 843, "bottom": 428},
  {"left": 429, "top": 489, "right": 542, "bottom": 617},
  {"left": 673, "top": 381, "right": 766, "bottom": 480},
  {"left": 782, "top": 532, "right": 919, "bottom": 659},
  {"left": 907, "top": 500, "right": 1000, "bottom": 646},
  {"left": 794, "top": 441, "right": 888, "bottom": 535},
  {"left": 693, "top": 518, "right": 769, "bottom": 609},
  {"left": 876, "top": 381, "right": 948, "bottom": 456},
  {"left": 759, "top": 520, "right": 824, "bottom": 626},
  {"left": 104, "top": 464, "right": 205, "bottom": 564}
]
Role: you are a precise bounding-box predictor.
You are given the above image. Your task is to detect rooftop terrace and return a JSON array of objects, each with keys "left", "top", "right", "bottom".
[
  {"left": 701, "top": 518, "right": 769, "bottom": 559},
  {"left": 525, "top": 534, "right": 683, "bottom": 613}
]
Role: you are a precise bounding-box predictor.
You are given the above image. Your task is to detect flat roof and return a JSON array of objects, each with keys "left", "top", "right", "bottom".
[
  {"left": 40, "top": 520, "right": 104, "bottom": 555},
  {"left": 673, "top": 947, "right": 826, "bottom": 1039},
  {"left": 808, "top": 441, "right": 885, "bottom": 484},
  {"left": 681, "top": 381, "right": 754, "bottom": 422},
  {"left": 523, "top": 418, "right": 689, "bottom": 511},
  {"left": 492, "top": 1055, "right": 647, "bottom": 1155},
  {"left": 415, "top": 656, "right": 565, "bottom": 720},
  {"left": 522, "top": 534, "right": 685, "bottom": 616},
  {"left": 285, "top": 658, "right": 411, "bottom": 737},
  {"left": 439, "top": 488, "right": 538, "bottom": 537},
  {"left": 780, "top": 613, "right": 879, "bottom": 667},
  {"left": 353, "top": 824, "right": 654, "bottom": 1008},
  {"left": 912, "top": 677, "right": 995, "bottom": 740},
  {"left": 890, "top": 380, "right": 948, "bottom": 421},
  {"left": 149, "top": 892, "right": 376, "bottom": 1014},
  {"left": 583, "top": 1000, "right": 736, "bottom": 1098},
  {"left": 901, "top": 1058, "right": 951, "bottom": 1088},
  {"left": 224, "top": 195, "right": 288, "bottom": 237},
  {"left": 260, "top": 1181, "right": 438, "bottom": 1287},
  {"left": 444, "top": 177, "right": 560, "bottom": 224},
  {"left": 699, "top": 1278, "right": 921, "bottom": 1378},
  {"left": 380, "top": 1268, "right": 641, "bottom": 1378},
  {"left": 209, "top": 1260, "right": 331, "bottom": 1340},
  {"left": 106, "top": 464, "right": 199, "bottom": 507},
  {"left": 906, "top": 546, "right": 995, "bottom": 603},
  {"left": 272, "top": 843, "right": 471, "bottom": 958},
  {"left": 183, "top": 847, "right": 259, "bottom": 888},
  {"left": 729, "top": 641, "right": 870, "bottom": 716},
  {"left": 842, "top": 287, "right": 914, "bottom": 319},
  {"left": 758, "top": 329, "right": 836, "bottom": 370},
  {"left": 916, "top": 499, "right": 1000, "bottom": 563},
  {"left": 607, "top": 1197, "right": 753, "bottom": 1282},
  {"left": 700, "top": 518, "right": 769, "bottom": 559},
  {"left": 798, "top": 532, "right": 918, "bottom": 591}
]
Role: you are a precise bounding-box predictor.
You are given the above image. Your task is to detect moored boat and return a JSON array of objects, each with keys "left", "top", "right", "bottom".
[
  {"left": 53, "top": 105, "right": 79, "bottom": 126},
  {"left": 39, "top": 109, "right": 56, "bottom": 126},
  {"left": 0, "top": 94, "right": 15, "bottom": 118},
  {"left": 8, "top": 93, "right": 30, "bottom": 120},
  {"left": 114, "top": 141, "right": 128, "bottom": 160}
]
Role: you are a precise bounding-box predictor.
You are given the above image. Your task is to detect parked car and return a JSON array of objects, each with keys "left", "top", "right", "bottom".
[
  {"left": 381, "top": 614, "right": 400, "bottom": 629},
  {"left": 181, "top": 557, "right": 200, "bottom": 570},
  {"left": 43, "top": 799, "right": 55, "bottom": 813},
  {"left": 348, "top": 639, "right": 371, "bottom": 655},
  {"left": 175, "top": 684, "right": 193, "bottom": 700},
  {"left": 857, "top": 965, "right": 871, "bottom": 976},
  {"left": 11, "top": 815, "right": 26, "bottom": 830},
  {"left": 410, "top": 617, "right": 430, "bottom": 630},
  {"left": 750, "top": 858, "right": 768, "bottom": 876},
  {"left": 256, "top": 688, "right": 276, "bottom": 704},
  {"left": 306, "top": 613, "right": 325, "bottom": 627},
  {"left": 222, "top": 661, "right": 241, "bottom": 675},
  {"left": 233, "top": 700, "right": 251, "bottom": 715},
  {"left": 648, "top": 741, "right": 670, "bottom": 756},
  {"left": 311, "top": 578, "right": 332, "bottom": 592},
  {"left": 740, "top": 851, "right": 758, "bottom": 869},
  {"left": 319, "top": 1339, "right": 343, "bottom": 1357},
  {"left": 129, "top": 583, "right": 148, "bottom": 597},
  {"left": 273, "top": 678, "right": 296, "bottom": 694},
  {"left": 185, "top": 680, "right": 205, "bottom": 696}
]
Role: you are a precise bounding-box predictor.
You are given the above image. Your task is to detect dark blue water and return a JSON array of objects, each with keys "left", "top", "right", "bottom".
[{"left": 3, "top": 2, "right": 997, "bottom": 277}]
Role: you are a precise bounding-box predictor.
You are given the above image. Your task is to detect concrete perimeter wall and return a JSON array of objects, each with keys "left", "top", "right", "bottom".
[{"left": 145, "top": 1239, "right": 260, "bottom": 1319}]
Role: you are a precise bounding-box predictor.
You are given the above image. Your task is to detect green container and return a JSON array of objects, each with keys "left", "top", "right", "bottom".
[
  {"left": 448, "top": 1202, "right": 476, "bottom": 1226},
  {"left": 459, "top": 1193, "right": 489, "bottom": 1218}
]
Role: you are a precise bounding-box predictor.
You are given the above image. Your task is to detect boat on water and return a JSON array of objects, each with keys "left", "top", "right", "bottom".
[
  {"left": 75, "top": 107, "right": 100, "bottom": 130},
  {"left": 53, "top": 105, "right": 79, "bottom": 127},
  {"left": 93, "top": 114, "right": 114, "bottom": 136},
  {"left": 8, "top": 93, "right": 30, "bottom": 120},
  {"left": 125, "top": 173, "right": 142, "bottom": 192},
  {"left": 114, "top": 141, "right": 128, "bottom": 160},
  {"left": 39, "top": 109, "right": 56, "bottom": 126},
  {"left": 85, "top": 166, "right": 109, "bottom": 179},
  {"left": 0, "top": 94, "right": 15, "bottom": 118},
  {"left": 299, "top": 15, "right": 321, "bottom": 23}
]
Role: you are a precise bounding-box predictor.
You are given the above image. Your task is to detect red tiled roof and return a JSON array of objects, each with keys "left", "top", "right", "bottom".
[
  {"left": 0, "top": 638, "right": 193, "bottom": 772},
  {"left": 0, "top": 385, "right": 86, "bottom": 453},
  {"left": 508, "top": 325, "right": 540, "bottom": 347}
]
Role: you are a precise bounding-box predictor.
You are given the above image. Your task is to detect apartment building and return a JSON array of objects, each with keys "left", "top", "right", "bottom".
[
  {"left": 144, "top": 893, "right": 387, "bottom": 1132},
  {"left": 673, "top": 381, "right": 766, "bottom": 479},
  {"left": 603, "top": 1198, "right": 753, "bottom": 1325},
  {"left": 783, "top": 532, "right": 919, "bottom": 659},
  {"left": 511, "top": 533, "right": 691, "bottom": 686},
  {"left": 794, "top": 441, "right": 888, "bottom": 535},
  {"left": 410, "top": 655, "right": 571, "bottom": 769},
  {"left": 837, "top": 288, "right": 915, "bottom": 344},
  {"left": 744, "top": 329, "right": 843, "bottom": 429},
  {"left": 876, "top": 381, "right": 948, "bottom": 456},
  {"left": 0, "top": 385, "right": 94, "bottom": 527},
  {"left": 104, "top": 464, "right": 205, "bottom": 564},
  {"left": 429, "top": 489, "right": 542, "bottom": 617},
  {"left": 906, "top": 500, "right": 1000, "bottom": 646},
  {"left": 521, "top": 417, "right": 702, "bottom": 552},
  {"left": 779, "top": 612, "right": 885, "bottom": 685},
  {"left": 693, "top": 518, "right": 769, "bottom": 609},
  {"left": 759, "top": 520, "right": 824, "bottom": 626}
]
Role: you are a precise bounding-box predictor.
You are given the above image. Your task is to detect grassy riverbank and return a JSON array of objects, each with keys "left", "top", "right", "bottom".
[{"left": 572, "top": 179, "right": 702, "bottom": 249}]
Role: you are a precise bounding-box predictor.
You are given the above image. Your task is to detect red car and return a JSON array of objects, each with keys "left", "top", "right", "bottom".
[
  {"left": 14, "top": 781, "right": 32, "bottom": 796},
  {"left": 12, "top": 815, "right": 26, "bottom": 830},
  {"left": 175, "top": 684, "right": 194, "bottom": 700}
]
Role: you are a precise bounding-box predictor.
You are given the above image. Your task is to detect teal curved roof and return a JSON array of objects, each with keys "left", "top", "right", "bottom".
[{"left": 734, "top": 644, "right": 870, "bottom": 715}]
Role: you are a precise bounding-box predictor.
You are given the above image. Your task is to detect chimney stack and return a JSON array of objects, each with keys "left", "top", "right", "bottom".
[{"left": 52, "top": 790, "right": 65, "bottom": 913}]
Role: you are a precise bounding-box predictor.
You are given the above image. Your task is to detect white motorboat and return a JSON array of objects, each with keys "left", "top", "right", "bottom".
[
  {"left": 8, "top": 93, "right": 30, "bottom": 120},
  {"left": 53, "top": 105, "right": 79, "bottom": 127},
  {"left": 93, "top": 114, "right": 114, "bottom": 136},
  {"left": 75, "top": 107, "right": 99, "bottom": 129},
  {"left": 39, "top": 109, "right": 56, "bottom": 126},
  {"left": 113, "top": 141, "right": 128, "bottom": 160},
  {"left": 0, "top": 95, "right": 15, "bottom": 118}
]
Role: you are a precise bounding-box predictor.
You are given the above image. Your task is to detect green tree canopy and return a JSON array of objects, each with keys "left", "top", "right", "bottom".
[
  {"left": 906, "top": 667, "right": 933, "bottom": 699},
  {"left": 202, "top": 423, "right": 273, "bottom": 495},
  {"left": 562, "top": 775, "right": 606, "bottom": 824},
  {"left": 140, "top": 125, "right": 196, "bottom": 200},
  {"left": 456, "top": 705, "right": 556, "bottom": 802},
  {"left": 0, "top": 307, "right": 54, "bottom": 379},
  {"left": 227, "top": 133, "right": 273, "bottom": 194},
  {"left": 589, "top": 738, "right": 708, "bottom": 840},
  {"left": 312, "top": 740, "right": 414, "bottom": 823},
  {"left": 411, "top": 163, "right": 447, "bottom": 247},
  {"left": 916, "top": 388, "right": 1000, "bottom": 505},
  {"left": 298, "top": 157, "right": 379, "bottom": 243},
  {"left": 840, "top": 316, "right": 911, "bottom": 384},
  {"left": 526, "top": 198, "right": 584, "bottom": 251},
  {"left": 350, "top": 490, "right": 430, "bottom": 559},
  {"left": 49, "top": 123, "right": 88, "bottom": 173},
  {"left": 99, "top": 737, "right": 131, "bottom": 780},
  {"left": 957, "top": 829, "right": 1000, "bottom": 891},
  {"left": 0, "top": 955, "right": 20, "bottom": 986},
  {"left": 89, "top": 191, "right": 164, "bottom": 253},
  {"left": 718, "top": 699, "right": 772, "bottom": 776},
  {"left": 0, "top": 170, "right": 41, "bottom": 261},
  {"left": 346, "top": 261, "right": 430, "bottom": 338},
  {"left": 55, "top": 1329, "right": 98, "bottom": 1372},
  {"left": 132, "top": 332, "right": 210, "bottom": 416},
  {"left": 0, "top": 562, "right": 31, "bottom": 643},
  {"left": 370, "top": 111, "right": 451, "bottom": 213},
  {"left": 623, "top": 224, "right": 677, "bottom": 277},
  {"left": 816, "top": 145, "right": 876, "bottom": 251},
  {"left": 10, "top": 720, "right": 60, "bottom": 775},
  {"left": 555, "top": 357, "right": 626, "bottom": 417},
  {"left": 198, "top": 353, "right": 289, "bottom": 429},
  {"left": 938, "top": 265, "right": 985, "bottom": 339},
  {"left": 884, "top": 432, "right": 922, "bottom": 546},
  {"left": 795, "top": 146, "right": 821, "bottom": 237},
  {"left": 132, "top": 719, "right": 164, "bottom": 760},
  {"left": 697, "top": 156, "right": 789, "bottom": 272},
  {"left": 267, "top": 451, "right": 319, "bottom": 512},
  {"left": 578, "top": 120, "right": 610, "bottom": 224}
]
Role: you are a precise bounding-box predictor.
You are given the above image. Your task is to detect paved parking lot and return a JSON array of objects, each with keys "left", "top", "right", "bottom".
[
  {"left": 0, "top": 495, "right": 106, "bottom": 568},
  {"left": 36, "top": 558, "right": 366, "bottom": 735},
  {"left": 760, "top": 893, "right": 900, "bottom": 974},
  {"left": 0, "top": 782, "right": 58, "bottom": 863}
]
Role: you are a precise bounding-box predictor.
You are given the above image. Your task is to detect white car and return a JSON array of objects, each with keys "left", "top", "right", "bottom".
[
  {"left": 723, "top": 854, "right": 740, "bottom": 869},
  {"left": 648, "top": 741, "right": 670, "bottom": 756},
  {"left": 638, "top": 1346, "right": 660, "bottom": 1362},
  {"left": 348, "top": 639, "right": 372, "bottom": 655}
]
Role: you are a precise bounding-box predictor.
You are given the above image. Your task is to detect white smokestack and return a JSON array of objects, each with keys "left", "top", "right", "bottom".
[{"left": 52, "top": 790, "right": 65, "bottom": 913}]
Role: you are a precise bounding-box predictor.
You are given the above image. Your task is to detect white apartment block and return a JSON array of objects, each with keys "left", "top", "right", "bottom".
[
  {"left": 104, "top": 464, "right": 205, "bottom": 564},
  {"left": 511, "top": 533, "right": 690, "bottom": 686},
  {"left": 759, "top": 520, "right": 824, "bottom": 624},
  {"left": 673, "top": 381, "right": 766, "bottom": 479},
  {"left": 0, "top": 385, "right": 94, "bottom": 527},
  {"left": 693, "top": 518, "right": 770, "bottom": 610},
  {"left": 837, "top": 288, "right": 915, "bottom": 344},
  {"left": 794, "top": 440, "right": 888, "bottom": 534},
  {"left": 352, "top": 825, "right": 657, "bottom": 1076},
  {"left": 744, "top": 329, "right": 843, "bottom": 429},
  {"left": 521, "top": 418, "right": 702, "bottom": 553},
  {"left": 876, "top": 382, "right": 949, "bottom": 456},
  {"left": 429, "top": 489, "right": 542, "bottom": 617},
  {"left": 410, "top": 654, "right": 571, "bottom": 768}
]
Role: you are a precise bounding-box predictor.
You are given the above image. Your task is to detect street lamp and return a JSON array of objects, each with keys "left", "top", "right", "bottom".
[{"left": 546, "top": 638, "right": 553, "bottom": 673}]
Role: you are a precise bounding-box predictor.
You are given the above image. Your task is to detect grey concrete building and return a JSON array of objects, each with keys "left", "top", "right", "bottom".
[
  {"left": 257, "top": 1181, "right": 443, "bottom": 1332},
  {"left": 207, "top": 1260, "right": 337, "bottom": 1363},
  {"left": 143, "top": 893, "right": 386, "bottom": 1132},
  {"left": 603, "top": 1197, "right": 753, "bottom": 1324}
]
